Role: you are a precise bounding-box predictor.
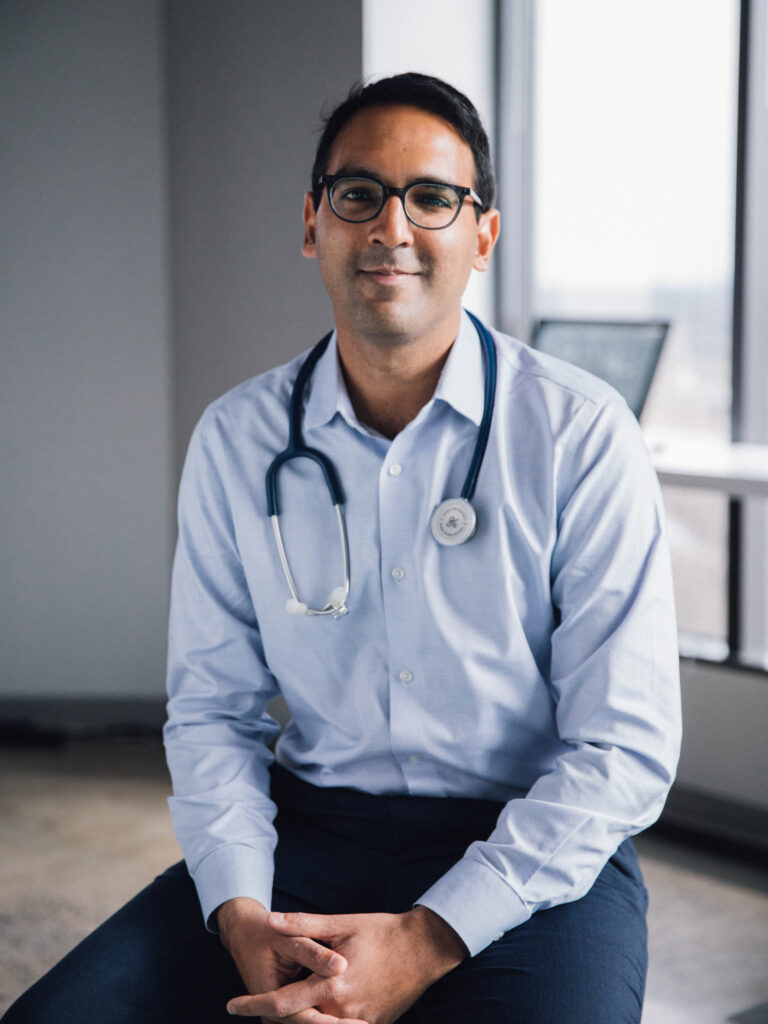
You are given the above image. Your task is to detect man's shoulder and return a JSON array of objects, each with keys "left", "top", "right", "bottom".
[
  {"left": 194, "top": 351, "right": 307, "bottom": 443},
  {"left": 487, "top": 325, "right": 647, "bottom": 472},
  {"left": 490, "top": 327, "right": 624, "bottom": 414}
]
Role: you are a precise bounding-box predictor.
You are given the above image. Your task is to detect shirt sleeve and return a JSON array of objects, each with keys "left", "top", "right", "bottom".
[
  {"left": 163, "top": 410, "right": 281, "bottom": 930},
  {"left": 417, "top": 395, "right": 682, "bottom": 956}
]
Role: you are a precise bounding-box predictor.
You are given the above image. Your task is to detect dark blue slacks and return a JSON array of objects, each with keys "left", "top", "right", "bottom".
[{"left": 3, "top": 766, "right": 648, "bottom": 1023}]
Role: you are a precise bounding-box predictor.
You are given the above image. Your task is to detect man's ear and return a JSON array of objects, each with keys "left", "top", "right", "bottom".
[
  {"left": 302, "top": 192, "right": 318, "bottom": 258},
  {"left": 472, "top": 208, "right": 500, "bottom": 272}
]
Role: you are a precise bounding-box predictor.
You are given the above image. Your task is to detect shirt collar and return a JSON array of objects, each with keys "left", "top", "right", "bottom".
[
  {"left": 432, "top": 309, "right": 485, "bottom": 427},
  {"left": 302, "top": 331, "right": 356, "bottom": 433},
  {"left": 302, "top": 309, "right": 486, "bottom": 434}
]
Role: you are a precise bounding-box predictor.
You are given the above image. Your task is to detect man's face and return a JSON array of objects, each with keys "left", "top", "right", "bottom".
[{"left": 302, "top": 104, "right": 499, "bottom": 347}]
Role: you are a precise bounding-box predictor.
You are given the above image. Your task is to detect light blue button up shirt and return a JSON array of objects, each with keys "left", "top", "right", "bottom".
[{"left": 164, "top": 312, "right": 681, "bottom": 956}]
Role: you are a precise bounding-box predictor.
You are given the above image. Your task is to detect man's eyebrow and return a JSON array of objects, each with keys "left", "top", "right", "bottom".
[
  {"left": 327, "top": 165, "right": 379, "bottom": 180},
  {"left": 327, "top": 165, "right": 459, "bottom": 187}
]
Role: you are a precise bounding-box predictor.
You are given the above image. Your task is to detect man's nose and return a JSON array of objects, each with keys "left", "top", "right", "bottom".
[{"left": 367, "top": 195, "right": 414, "bottom": 247}]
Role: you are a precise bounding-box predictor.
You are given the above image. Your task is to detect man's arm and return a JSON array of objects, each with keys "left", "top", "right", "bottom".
[
  {"left": 164, "top": 411, "right": 281, "bottom": 926},
  {"left": 166, "top": 411, "right": 356, "bottom": 1022},
  {"left": 415, "top": 395, "right": 681, "bottom": 953}
]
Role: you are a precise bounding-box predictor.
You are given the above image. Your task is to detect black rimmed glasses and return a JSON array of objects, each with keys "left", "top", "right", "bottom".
[{"left": 317, "top": 174, "right": 484, "bottom": 230}]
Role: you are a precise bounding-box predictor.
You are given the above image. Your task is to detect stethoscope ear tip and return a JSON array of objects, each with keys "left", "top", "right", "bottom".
[{"left": 286, "top": 598, "right": 308, "bottom": 615}]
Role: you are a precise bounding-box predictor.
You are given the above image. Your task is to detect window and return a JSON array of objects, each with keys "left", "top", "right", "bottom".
[{"left": 526, "top": 0, "right": 741, "bottom": 657}]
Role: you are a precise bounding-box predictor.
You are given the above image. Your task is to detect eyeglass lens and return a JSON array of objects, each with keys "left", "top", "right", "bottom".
[{"left": 329, "top": 178, "right": 461, "bottom": 228}]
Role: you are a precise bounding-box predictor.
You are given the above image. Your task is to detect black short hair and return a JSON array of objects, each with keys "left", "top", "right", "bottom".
[{"left": 310, "top": 72, "right": 495, "bottom": 214}]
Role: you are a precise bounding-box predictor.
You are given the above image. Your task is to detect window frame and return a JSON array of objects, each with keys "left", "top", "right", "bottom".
[{"left": 496, "top": 0, "right": 768, "bottom": 670}]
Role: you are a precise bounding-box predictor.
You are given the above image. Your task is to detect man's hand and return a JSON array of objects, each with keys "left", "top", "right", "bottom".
[
  {"left": 225, "top": 907, "right": 468, "bottom": 1024},
  {"left": 217, "top": 897, "right": 364, "bottom": 1024}
]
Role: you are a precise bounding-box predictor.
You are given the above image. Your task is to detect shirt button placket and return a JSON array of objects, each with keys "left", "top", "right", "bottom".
[{"left": 380, "top": 450, "right": 421, "bottom": 786}]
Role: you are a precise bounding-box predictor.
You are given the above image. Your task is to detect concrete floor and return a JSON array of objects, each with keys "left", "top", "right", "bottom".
[{"left": 1, "top": 737, "right": 767, "bottom": 1022}]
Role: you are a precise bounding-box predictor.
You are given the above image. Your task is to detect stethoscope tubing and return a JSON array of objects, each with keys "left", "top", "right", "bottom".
[
  {"left": 265, "top": 330, "right": 343, "bottom": 517},
  {"left": 460, "top": 311, "right": 496, "bottom": 501},
  {"left": 265, "top": 312, "right": 497, "bottom": 615}
]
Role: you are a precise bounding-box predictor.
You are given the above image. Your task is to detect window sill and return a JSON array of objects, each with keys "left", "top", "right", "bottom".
[{"left": 645, "top": 429, "right": 768, "bottom": 497}]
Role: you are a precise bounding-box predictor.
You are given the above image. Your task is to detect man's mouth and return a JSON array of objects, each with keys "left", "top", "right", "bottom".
[{"left": 358, "top": 266, "right": 420, "bottom": 285}]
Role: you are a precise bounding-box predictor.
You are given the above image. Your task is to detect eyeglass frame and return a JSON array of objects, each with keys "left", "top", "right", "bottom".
[{"left": 315, "top": 173, "right": 486, "bottom": 230}]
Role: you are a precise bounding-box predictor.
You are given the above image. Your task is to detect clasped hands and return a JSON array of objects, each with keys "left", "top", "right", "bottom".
[{"left": 218, "top": 898, "right": 467, "bottom": 1024}]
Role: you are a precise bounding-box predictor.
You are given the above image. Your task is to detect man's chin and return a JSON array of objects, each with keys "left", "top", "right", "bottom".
[
  {"left": 354, "top": 313, "right": 421, "bottom": 346},
  {"left": 350, "top": 301, "right": 425, "bottom": 344}
]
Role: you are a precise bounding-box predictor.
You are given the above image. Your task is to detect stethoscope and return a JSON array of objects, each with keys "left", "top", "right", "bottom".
[{"left": 266, "top": 310, "right": 497, "bottom": 619}]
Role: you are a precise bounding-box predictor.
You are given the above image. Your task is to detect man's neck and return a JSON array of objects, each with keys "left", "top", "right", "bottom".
[{"left": 335, "top": 316, "right": 460, "bottom": 440}]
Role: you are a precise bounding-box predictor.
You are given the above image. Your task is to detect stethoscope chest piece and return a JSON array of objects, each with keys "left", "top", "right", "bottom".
[{"left": 430, "top": 497, "right": 477, "bottom": 546}]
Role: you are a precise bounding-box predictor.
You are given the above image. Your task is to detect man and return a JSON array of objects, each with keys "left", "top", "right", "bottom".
[{"left": 4, "top": 73, "right": 680, "bottom": 1024}]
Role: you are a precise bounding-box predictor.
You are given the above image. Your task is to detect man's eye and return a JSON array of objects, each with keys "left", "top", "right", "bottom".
[
  {"left": 335, "top": 181, "right": 380, "bottom": 204},
  {"left": 410, "top": 186, "right": 457, "bottom": 210}
]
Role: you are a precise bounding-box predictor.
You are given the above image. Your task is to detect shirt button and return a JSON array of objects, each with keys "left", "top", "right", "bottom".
[
  {"left": 408, "top": 754, "right": 420, "bottom": 764},
  {"left": 391, "top": 567, "right": 406, "bottom": 582},
  {"left": 399, "top": 669, "right": 413, "bottom": 684},
  {"left": 388, "top": 463, "right": 403, "bottom": 477},
  {"left": 493, "top": 932, "right": 504, "bottom": 941}
]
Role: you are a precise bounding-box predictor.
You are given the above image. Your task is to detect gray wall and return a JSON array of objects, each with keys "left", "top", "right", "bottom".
[
  {"left": 1, "top": 0, "right": 362, "bottom": 703},
  {"left": 1, "top": 0, "right": 172, "bottom": 700},
  {"left": 167, "top": 0, "right": 363, "bottom": 469}
]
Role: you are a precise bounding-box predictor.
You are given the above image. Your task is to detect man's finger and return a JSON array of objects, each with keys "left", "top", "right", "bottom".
[
  {"left": 269, "top": 911, "right": 345, "bottom": 942},
  {"left": 227, "top": 985, "right": 366, "bottom": 1024},
  {"left": 261, "top": 1011, "right": 367, "bottom": 1024},
  {"left": 277, "top": 935, "right": 347, "bottom": 977},
  {"left": 226, "top": 975, "right": 333, "bottom": 1019}
]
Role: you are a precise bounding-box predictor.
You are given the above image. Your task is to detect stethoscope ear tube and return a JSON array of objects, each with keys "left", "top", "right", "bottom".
[
  {"left": 289, "top": 331, "right": 333, "bottom": 448},
  {"left": 266, "top": 334, "right": 351, "bottom": 615},
  {"left": 265, "top": 329, "right": 344, "bottom": 517},
  {"left": 266, "top": 447, "right": 345, "bottom": 517},
  {"left": 459, "top": 311, "right": 497, "bottom": 503},
  {"left": 270, "top": 506, "right": 350, "bottom": 617},
  {"left": 429, "top": 312, "right": 496, "bottom": 546}
]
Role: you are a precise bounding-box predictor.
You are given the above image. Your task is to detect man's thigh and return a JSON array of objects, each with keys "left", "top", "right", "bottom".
[
  {"left": 1, "top": 862, "right": 245, "bottom": 1024},
  {"left": 272, "top": 771, "right": 649, "bottom": 1024},
  {"left": 399, "top": 842, "right": 648, "bottom": 1024}
]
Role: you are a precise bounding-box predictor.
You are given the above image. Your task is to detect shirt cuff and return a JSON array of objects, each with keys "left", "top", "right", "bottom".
[
  {"left": 191, "top": 843, "right": 275, "bottom": 932},
  {"left": 415, "top": 855, "right": 531, "bottom": 957}
]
